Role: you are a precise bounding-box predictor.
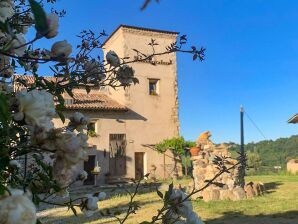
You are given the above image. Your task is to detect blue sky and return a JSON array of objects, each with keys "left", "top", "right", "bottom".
[{"left": 33, "top": 0, "right": 298, "bottom": 143}]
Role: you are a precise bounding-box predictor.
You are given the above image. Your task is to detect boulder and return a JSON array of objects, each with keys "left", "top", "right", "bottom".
[
  {"left": 231, "top": 187, "right": 246, "bottom": 201},
  {"left": 253, "top": 183, "right": 262, "bottom": 196},
  {"left": 219, "top": 189, "right": 231, "bottom": 200},
  {"left": 244, "top": 184, "right": 255, "bottom": 199},
  {"left": 202, "top": 189, "right": 220, "bottom": 202}
]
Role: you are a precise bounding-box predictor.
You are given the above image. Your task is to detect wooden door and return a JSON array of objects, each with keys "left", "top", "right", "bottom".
[
  {"left": 109, "top": 134, "right": 126, "bottom": 176},
  {"left": 135, "top": 152, "right": 144, "bottom": 180},
  {"left": 84, "top": 155, "right": 95, "bottom": 185}
]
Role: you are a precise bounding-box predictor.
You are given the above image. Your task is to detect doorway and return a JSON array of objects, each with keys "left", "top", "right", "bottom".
[
  {"left": 83, "top": 155, "right": 95, "bottom": 185},
  {"left": 109, "top": 134, "right": 127, "bottom": 176},
  {"left": 135, "top": 152, "right": 145, "bottom": 180}
]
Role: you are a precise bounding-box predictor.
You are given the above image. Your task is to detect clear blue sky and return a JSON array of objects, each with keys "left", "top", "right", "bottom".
[{"left": 34, "top": 0, "right": 298, "bottom": 143}]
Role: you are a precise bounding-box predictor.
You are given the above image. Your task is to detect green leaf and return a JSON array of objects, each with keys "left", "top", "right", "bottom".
[
  {"left": 156, "top": 189, "right": 163, "bottom": 199},
  {"left": 0, "top": 94, "right": 10, "bottom": 126},
  {"left": 29, "top": 0, "right": 48, "bottom": 34},
  {"left": 36, "top": 219, "right": 43, "bottom": 224}
]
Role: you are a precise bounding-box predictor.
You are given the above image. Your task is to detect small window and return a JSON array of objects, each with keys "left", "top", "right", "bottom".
[
  {"left": 149, "top": 79, "right": 159, "bottom": 95},
  {"left": 87, "top": 122, "right": 97, "bottom": 137},
  {"left": 64, "top": 98, "right": 73, "bottom": 105}
]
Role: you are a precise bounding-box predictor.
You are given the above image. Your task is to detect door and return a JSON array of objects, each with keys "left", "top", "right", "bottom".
[
  {"left": 84, "top": 155, "right": 95, "bottom": 185},
  {"left": 109, "top": 134, "right": 127, "bottom": 176},
  {"left": 135, "top": 152, "right": 144, "bottom": 180}
]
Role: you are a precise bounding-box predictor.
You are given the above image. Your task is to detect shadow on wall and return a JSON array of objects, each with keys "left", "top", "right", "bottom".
[{"left": 205, "top": 211, "right": 298, "bottom": 224}]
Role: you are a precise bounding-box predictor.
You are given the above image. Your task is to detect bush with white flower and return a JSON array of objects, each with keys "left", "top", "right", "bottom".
[{"left": 0, "top": 0, "right": 215, "bottom": 224}]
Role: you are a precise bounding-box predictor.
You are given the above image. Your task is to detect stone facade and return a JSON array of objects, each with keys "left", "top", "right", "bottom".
[
  {"left": 287, "top": 159, "right": 298, "bottom": 174},
  {"left": 53, "top": 25, "right": 181, "bottom": 185}
]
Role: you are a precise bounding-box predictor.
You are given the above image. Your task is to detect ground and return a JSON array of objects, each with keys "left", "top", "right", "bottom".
[{"left": 38, "top": 175, "right": 298, "bottom": 224}]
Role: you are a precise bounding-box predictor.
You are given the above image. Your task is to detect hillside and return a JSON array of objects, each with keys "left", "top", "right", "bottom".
[{"left": 228, "top": 135, "right": 298, "bottom": 169}]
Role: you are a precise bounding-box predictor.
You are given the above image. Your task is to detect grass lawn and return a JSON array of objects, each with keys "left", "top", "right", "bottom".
[{"left": 39, "top": 175, "right": 298, "bottom": 224}]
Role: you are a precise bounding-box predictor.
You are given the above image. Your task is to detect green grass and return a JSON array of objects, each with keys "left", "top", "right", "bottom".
[{"left": 39, "top": 175, "right": 298, "bottom": 224}]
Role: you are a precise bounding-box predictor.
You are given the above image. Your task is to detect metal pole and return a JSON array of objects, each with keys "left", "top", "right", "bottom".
[
  {"left": 240, "top": 105, "right": 244, "bottom": 156},
  {"left": 239, "top": 105, "right": 245, "bottom": 188}
]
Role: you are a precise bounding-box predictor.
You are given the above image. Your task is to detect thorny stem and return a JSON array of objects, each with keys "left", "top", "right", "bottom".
[{"left": 118, "top": 179, "right": 142, "bottom": 224}]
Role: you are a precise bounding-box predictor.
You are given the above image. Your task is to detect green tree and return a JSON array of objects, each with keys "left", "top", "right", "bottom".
[{"left": 247, "top": 151, "right": 262, "bottom": 172}]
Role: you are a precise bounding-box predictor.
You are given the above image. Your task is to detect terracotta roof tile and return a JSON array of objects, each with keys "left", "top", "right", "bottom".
[
  {"left": 288, "top": 113, "right": 298, "bottom": 124},
  {"left": 12, "top": 75, "right": 127, "bottom": 112},
  {"left": 65, "top": 92, "right": 127, "bottom": 111},
  {"left": 13, "top": 74, "right": 57, "bottom": 84}
]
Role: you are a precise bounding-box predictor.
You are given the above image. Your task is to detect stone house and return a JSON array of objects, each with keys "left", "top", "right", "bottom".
[
  {"left": 13, "top": 25, "right": 182, "bottom": 185},
  {"left": 287, "top": 113, "right": 298, "bottom": 174}
]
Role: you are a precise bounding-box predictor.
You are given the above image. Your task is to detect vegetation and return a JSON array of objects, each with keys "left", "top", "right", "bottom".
[
  {"left": 229, "top": 135, "right": 298, "bottom": 174},
  {"left": 0, "top": 1, "right": 208, "bottom": 223},
  {"left": 39, "top": 175, "right": 298, "bottom": 224},
  {"left": 247, "top": 151, "right": 262, "bottom": 172},
  {"left": 155, "top": 137, "right": 195, "bottom": 156}
]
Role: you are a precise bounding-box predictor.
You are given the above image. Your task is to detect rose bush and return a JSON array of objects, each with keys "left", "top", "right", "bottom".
[{"left": 0, "top": 0, "right": 207, "bottom": 223}]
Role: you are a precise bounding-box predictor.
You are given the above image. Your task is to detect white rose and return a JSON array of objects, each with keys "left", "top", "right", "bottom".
[
  {"left": 116, "top": 65, "right": 137, "bottom": 86},
  {"left": 69, "top": 112, "right": 89, "bottom": 132},
  {"left": 0, "top": 188, "right": 37, "bottom": 224},
  {"left": 169, "top": 189, "right": 193, "bottom": 218},
  {"left": 9, "top": 160, "right": 21, "bottom": 169},
  {"left": 77, "top": 170, "right": 88, "bottom": 181},
  {"left": 10, "top": 34, "right": 26, "bottom": 57},
  {"left": 45, "top": 13, "right": 59, "bottom": 39},
  {"left": 81, "top": 195, "right": 99, "bottom": 217},
  {"left": 52, "top": 156, "right": 79, "bottom": 188},
  {"left": 51, "top": 40, "right": 72, "bottom": 58},
  {"left": 186, "top": 211, "right": 205, "bottom": 224},
  {"left": 72, "top": 112, "right": 87, "bottom": 124},
  {"left": 0, "top": 1, "right": 14, "bottom": 23},
  {"left": 97, "top": 192, "right": 106, "bottom": 201},
  {"left": 55, "top": 131, "right": 88, "bottom": 166},
  {"left": 14, "top": 89, "right": 56, "bottom": 128},
  {"left": 106, "top": 50, "right": 120, "bottom": 67}
]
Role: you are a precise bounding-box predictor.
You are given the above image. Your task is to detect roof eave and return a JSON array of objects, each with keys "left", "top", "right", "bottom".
[
  {"left": 102, "top": 24, "right": 179, "bottom": 47},
  {"left": 288, "top": 114, "right": 298, "bottom": 123}
]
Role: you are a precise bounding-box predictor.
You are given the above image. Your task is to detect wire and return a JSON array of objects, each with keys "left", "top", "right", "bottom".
[{"left": 244, "top": 110, "right": 267, "bottom": 140}]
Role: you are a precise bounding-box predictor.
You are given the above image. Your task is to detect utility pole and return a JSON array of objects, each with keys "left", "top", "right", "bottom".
[{"left": 239, "top": 105, "right": 245, "bottom": 188}]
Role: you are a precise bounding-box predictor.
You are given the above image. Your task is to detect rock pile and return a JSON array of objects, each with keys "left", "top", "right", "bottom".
[{"left": 190, "top": 131, "right": 265, "bottom": 201}]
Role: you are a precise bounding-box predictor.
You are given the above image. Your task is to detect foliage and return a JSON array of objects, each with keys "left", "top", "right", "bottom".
[
  {"left": 247, "top": 151, "right": 262, "bottom": 172},
  {"left": 0, "top": 1, "right": 232, "bottom": 224},
  {"left": 229, "top": 135, "right": 298, "bottom": 170},
  {"left": 40, "top": 175, "right": 298, "bottom": 223},
  {"left": 155, "top": 137, "right": 195, "bottom": 156}
]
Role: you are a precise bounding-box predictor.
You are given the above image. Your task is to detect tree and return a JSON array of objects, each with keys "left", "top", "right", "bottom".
[
  {"left": 0, "top": 1, "right": 232, "bottom": 224},
  {"left": 155, "top": 137, "right": 195, "bottom": 176},
  {"left": 247, "top": 151, "right": 262, "bottom": 172}
]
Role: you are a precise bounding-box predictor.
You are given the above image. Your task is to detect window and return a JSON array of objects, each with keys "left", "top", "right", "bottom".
[
  {"left": 87, "top": 122, "right": 97, "bottom": 137},
  {"left": 109, "top": 134, "right": 127, "bottom": 158},
  {"left": 148, "top": 79, "right": 159, "bottom": 95},
  {"left": 64, "top": 98, "right": 73, "bottom": 105}
]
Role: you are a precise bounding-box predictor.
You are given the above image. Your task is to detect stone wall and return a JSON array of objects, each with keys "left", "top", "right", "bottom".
[
  {"left": 190, "top": 131, "right": 265, "bottom": 201},
  {"left": 287, "top": 159, "right": 298, "bottom": 174}
]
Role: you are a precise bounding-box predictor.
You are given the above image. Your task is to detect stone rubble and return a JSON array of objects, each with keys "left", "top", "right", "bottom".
[{"left": 190, "top": 131, "right": 265, "bottom": 201}]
